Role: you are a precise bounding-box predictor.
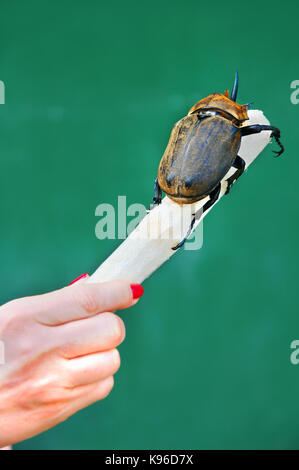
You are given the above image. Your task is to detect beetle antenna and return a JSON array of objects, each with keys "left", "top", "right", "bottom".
[
  {"left": 230, "top": 71, "right": 239, "bottom": 101},
  {"left": 246, "top": 102, "right": 254, "bottom": 109}
]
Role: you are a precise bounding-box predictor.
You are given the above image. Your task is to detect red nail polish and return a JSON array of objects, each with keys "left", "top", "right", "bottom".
[
  {"left": 68, "top": 273, "right": 88, "bottom": 285},
  {"left": 130, "top": 283, "right": 144, "bottom": 299}
]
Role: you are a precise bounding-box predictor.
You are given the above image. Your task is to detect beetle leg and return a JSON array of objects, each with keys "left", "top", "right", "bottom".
[
  {"left": 225, "top": 155, "right": 246, "bottom": 195},
  {"left": 201, "top": 182, "right": 221, "bottom": 214},
  {"left": 172, "top": 183, "right": 221, "bottom": 251},
  {"left": 241, "top": 124, "right": 284, "bottom": 157},
  {"left": 150, "top": 177, "right": 162, "bottom": 209},
  {"left": 171, "top": 215, "right": 197, "bottom": 251}
]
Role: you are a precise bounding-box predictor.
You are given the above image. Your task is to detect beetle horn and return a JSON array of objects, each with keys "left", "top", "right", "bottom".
[{"left": 230, "top": 71, "right": 239, "bottom": 101}]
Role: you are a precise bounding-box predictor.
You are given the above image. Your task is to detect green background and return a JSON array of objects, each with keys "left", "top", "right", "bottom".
[{"left": 0, "top": 0, "right": 298, "bottom": 450}]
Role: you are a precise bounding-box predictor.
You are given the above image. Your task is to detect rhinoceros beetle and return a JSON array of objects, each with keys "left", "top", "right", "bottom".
[{"left": 152, "top": 72, "right": 284, "bottom": 250}]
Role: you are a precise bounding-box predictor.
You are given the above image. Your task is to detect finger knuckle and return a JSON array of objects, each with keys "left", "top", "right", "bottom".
[
  {"left": 1, "top": 298, "right": 28, "bottom": 320},
  {"left": 18, "top": 375, "right": 66, "bottom": 416},
  {"left": 111, "top": 348, "right": 121, "bottom": 372},
  {"left": 77, "top": 288, "right": 100, "bottom": 315},
  {"left": 105, "top": 313, "right": 125, "bottom": 345},
  {"left": 0, "top": 310, "right": 35, "bottom": 357},
  {"left": 99, "top": 376, "right": 114, "bottom": 399}
]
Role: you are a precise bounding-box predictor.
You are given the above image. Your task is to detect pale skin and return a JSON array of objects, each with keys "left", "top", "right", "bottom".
[{"left": 0, "top": 278, "right": 138, "bottom": 447}]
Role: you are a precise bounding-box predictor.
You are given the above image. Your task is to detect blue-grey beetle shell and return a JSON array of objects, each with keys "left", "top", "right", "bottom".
[{"left": 158, "top": 113, "right": 242, "bottom": 204}]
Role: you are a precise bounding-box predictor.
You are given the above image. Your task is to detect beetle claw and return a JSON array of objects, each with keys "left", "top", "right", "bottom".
[{"left": 271, "top": 133, "right": 284, "bottom": 157}]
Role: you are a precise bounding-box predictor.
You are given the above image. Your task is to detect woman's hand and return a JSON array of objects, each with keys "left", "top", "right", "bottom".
[{"left": 0, "top": 278, "right": 143, "bottom": 447}]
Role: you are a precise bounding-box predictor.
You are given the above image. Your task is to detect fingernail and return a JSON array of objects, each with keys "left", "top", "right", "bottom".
[
  {"left": 130, "top": 283, "right": 144, "bottom": 299},
  {"left": 68, "top": 273, "right": 88, "bottom": 285}
]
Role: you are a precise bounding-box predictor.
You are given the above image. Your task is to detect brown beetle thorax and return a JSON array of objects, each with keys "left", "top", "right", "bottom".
[{"left": 188, "top": 93, "right": 248, "bottom": 122}]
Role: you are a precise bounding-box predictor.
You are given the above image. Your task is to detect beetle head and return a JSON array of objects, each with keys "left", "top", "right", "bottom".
[
  {"left": 188, "top": 72, "right": 249, "bottom": 122},
  {"left": 188, "top": 93, "right": 249, "bottom": 122}
]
